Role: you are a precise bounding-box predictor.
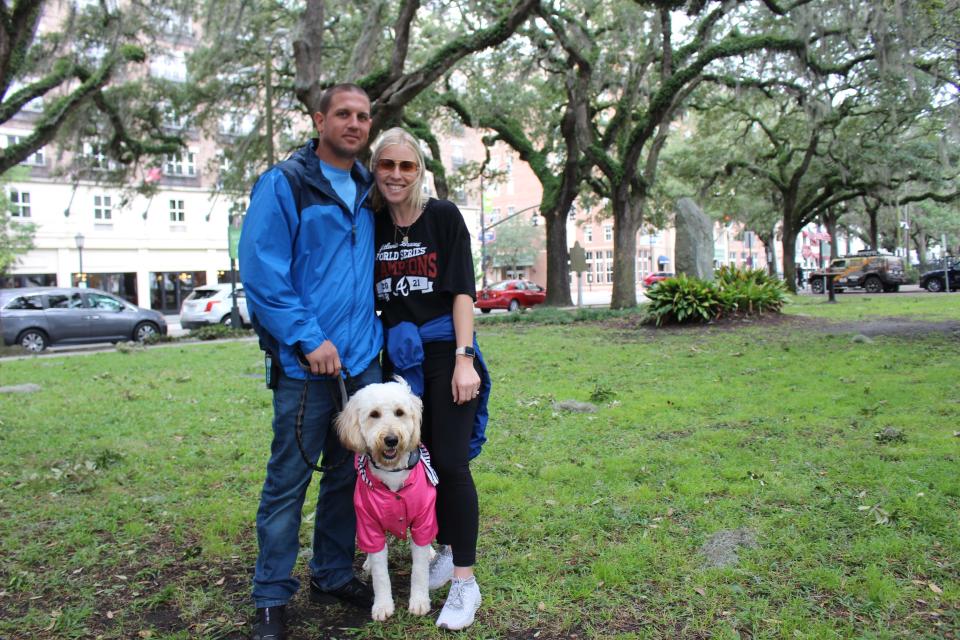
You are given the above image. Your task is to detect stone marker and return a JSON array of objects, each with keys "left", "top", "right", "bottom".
[{"left": 675, "top": 197, "right": 715, "bottom": 281}]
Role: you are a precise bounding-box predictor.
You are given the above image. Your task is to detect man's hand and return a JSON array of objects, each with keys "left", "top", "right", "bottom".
[{"left": 304, "top": 340, "right": 341, "bottom": 376}]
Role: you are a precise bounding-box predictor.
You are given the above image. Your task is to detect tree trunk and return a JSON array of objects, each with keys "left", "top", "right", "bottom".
[
  {"left": 610, "top": 192, "right": 643, "bottom": 309},
  {"left": 913, "top": 230, "right": 928, "bottom": 271},
  {"left": 758, "top": 227, "right": 777, "bottom": 277},
  {"left": 822, "top": 210, "right": 839, "bottom": 261},
  {"left": 868, "top": 207, "right": 879, "bottom": 250},
  {"left": 542, "top": 207, "right": 573, "bottom": 306},
  {"left": 781, "top": 217, "right": 798, "bottom": 293}
]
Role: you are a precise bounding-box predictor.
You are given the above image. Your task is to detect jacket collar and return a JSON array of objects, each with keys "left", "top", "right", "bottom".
[{"left": 295, "top": 139, "right": 373, "bottom": 211}]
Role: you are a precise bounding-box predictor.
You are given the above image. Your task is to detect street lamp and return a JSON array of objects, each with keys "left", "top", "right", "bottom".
[{"left": 74, "top": 232, "right": 85, "bottom": 287}]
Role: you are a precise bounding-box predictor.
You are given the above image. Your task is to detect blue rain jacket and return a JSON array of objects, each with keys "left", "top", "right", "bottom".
[{"left": 239, "top": 139, "right": 383, "bottom": 379}]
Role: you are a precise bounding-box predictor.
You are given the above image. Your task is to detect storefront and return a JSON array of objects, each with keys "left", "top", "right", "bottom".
[
  {"left": 0, "top": 273, "right": 56, "bottom": 288},
  {"left": 70, "top": 272, "right": 138, "bottom": 303},
  {"left": 150, "top": 271, "right": 206, "bottom": 314}
]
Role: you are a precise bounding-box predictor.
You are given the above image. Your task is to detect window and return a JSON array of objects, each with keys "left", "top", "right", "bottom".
[
  {"left": 164, "top": 151, "right": 196, "bottom": 177},
  {"left": 5, "top": 294, "right": 44, "bottom": 310},
  {"left": 170, "top": 199, "right": 185, "bottom": 222},
  {"left": 585, "top": 251, "right": 594, "bottom": 283},
  {"left": 6, "top": 80, "right": 43, "bottom": 112},
  {"left": 451, "top": 144, "right": 465, "bottom": 168},
  {"left": 86, "top": 292, "right": 125, "bottom": 311},
  {"left": 603, "top": 225, "right": 613, "bottom": 242},
  {"left": 47, "top": 292, "right": 84, "bottom": 309},
  {"left": 158, "top": 7, "right": 192, "bottom": 36},
  {"left": 84, "top": 143, "right": 114, "bottom": 170},
  {"left": 150, "top": 52, "right": 187, "bottom": 82},
  {"left": 94, "top": 194, "right": 112, "bottom": 220},
  {"left": 584, "top": 226, "right": 593, "bottom": 243},
  {"left": 9, "top": 189, "right": 30, "bottom": 217},
  {"left": 605, "top": 250, "right": 614, "bottom": 283},
  {"left": 5, "top": 135, "right": 44, "bottom": 166},
  {"left": 218, "top": 111, "right": 255, "bottom": 136}
]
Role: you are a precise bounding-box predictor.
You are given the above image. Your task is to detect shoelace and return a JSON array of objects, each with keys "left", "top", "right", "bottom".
[{"left": 446, "top": 579, "right": 474, "bottom": 609}]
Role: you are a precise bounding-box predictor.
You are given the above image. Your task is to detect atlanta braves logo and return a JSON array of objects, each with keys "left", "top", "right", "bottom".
[{"left": 395, "top": 277, "right": 410, "bottom": 297}]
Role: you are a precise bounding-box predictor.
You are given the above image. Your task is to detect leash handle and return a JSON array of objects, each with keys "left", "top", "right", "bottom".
[{"left": 291, "top": 352, "right": 355, "bottom": 473}]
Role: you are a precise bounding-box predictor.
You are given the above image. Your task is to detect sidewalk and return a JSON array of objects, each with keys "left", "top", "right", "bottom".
[{"left": 164, "top": 315, "right": 188, "bottom": 338}]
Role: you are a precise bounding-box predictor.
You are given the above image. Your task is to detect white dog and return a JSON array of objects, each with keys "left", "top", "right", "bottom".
[{"left": 335, "top": 378, "right": 439, "bottom": 621}]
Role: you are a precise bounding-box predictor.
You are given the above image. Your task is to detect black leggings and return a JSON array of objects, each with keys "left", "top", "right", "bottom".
[{"left": 420, "top": 341, "right": 480, "bottom": 567}]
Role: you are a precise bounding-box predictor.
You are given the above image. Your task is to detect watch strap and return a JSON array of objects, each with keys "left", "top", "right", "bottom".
[{"left": 455, "top": 346, "right": 476, "bottom": 358}]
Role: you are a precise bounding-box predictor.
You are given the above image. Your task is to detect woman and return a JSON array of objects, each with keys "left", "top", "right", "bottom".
[{"left": 369, "top": 127, "right": 490, "bottom": 631}]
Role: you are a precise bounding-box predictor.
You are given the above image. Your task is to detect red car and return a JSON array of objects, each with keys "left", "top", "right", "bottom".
[
  {"left": 643, "top": 271, "right": 674, "bottom": 287},
  {"left": 475, "top": 279, "right": 547, "bottom": 313}
]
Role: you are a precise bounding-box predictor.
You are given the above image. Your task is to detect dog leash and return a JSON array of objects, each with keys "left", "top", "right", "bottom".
[{"left": 293, "top": 350, "right": 353, "bottom": 473}]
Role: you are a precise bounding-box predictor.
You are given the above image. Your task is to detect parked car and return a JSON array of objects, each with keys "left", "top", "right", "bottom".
[
  {"left": 179, "top": 283, "right": 250, "bottom": 329},
  {"left": 808, "top": 251, "right": 904, "bottom": 294},
  {"left": 918, "top": 259, "right": 960, "bottom": 292},
  {"left": 475, "top": 279, "right": 546, "bottom": 313},
  {"left": 643, "top": 272, "right": 674, "bottom": 287},
  {"left": 0, "top": 287, "right": 167, "bottom": 352}
]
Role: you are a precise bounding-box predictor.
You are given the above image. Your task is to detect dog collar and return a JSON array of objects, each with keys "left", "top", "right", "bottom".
[
  {"left": 368, "top": 447, "right": 420, "bottom": 472},
  {"left": 357, "top": 444, "right": 438, "bottom": 487}
]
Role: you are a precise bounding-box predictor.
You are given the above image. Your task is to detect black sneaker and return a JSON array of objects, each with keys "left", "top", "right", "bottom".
[
  {"left": 309, "top": 576, "right": 373, "bottom": 609},
  {"left": 251, "top": 605, "right": 286, "bottom": 640}
]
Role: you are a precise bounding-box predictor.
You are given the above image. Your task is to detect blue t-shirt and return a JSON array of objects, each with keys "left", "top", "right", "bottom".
[{"left": 319, "top": 160, "right": 357, "bottom": 212}]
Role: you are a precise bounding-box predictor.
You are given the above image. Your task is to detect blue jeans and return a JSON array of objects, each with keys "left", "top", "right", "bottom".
[{"left": 252, "top": 362, "right": 381, "bottom": 607}]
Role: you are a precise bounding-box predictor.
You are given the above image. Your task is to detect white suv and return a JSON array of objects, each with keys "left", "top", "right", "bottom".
[{"left": 179, "top": 283, "right": 249, "bottom": 329}]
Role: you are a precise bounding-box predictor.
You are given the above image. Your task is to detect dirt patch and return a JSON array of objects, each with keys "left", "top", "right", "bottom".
[
  {"left": 700, "top": 528, "right": 759, "bottom": 569},
  {"left": 814, "top": 316, "right": 960, "bottom": 338}
]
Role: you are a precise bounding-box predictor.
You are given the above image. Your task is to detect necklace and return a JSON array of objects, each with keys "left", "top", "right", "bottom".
[{"left": 392, "top": 200, "right": 428, "bottom": 244}]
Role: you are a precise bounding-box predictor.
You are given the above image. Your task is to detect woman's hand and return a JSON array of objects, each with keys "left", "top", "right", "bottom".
[{"left": 452, "top": 357, "right": 481, "bottom": 405}]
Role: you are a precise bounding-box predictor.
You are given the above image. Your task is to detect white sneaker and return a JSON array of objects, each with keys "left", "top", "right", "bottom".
[
  {"left": 428, "top": 545, "right": 454, "bottom": 590},
  {"left": 436, "top": 577, "right": 481, "bottom": 631}
]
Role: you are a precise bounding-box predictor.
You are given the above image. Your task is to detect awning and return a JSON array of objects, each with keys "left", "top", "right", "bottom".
[{"left": 658, "top": 255, "right": 670, "bottom": 264}]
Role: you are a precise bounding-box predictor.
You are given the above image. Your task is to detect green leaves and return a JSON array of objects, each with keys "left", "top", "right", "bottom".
[{"left": 645, "top": 266, "right": 787, "bottom": 325}]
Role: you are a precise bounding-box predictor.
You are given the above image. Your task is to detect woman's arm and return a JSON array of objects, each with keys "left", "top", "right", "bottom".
[{"left": 451, "top": 293, "right": 481, "bottom": 404}]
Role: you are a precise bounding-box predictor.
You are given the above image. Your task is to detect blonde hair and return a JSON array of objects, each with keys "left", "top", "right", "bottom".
[{"left": 369, "top": 127, "right": 426, "bottom": 214}]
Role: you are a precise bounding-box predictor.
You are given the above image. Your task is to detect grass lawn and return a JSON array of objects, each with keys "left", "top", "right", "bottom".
[{"left": 1, "top": 293, "right": 958, "bottom": 639}]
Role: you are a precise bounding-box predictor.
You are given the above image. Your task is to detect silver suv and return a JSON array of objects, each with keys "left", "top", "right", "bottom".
[
  {"left": 0, "top": 287, "right": 167, "bottom": 352},
  {"left": 179, "top": 283, "right": 249, "bottom": 329}
]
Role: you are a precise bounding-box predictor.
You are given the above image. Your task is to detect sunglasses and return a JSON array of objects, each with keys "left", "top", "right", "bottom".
[{"left": 376, "top": 158, "right": 419, "bottom": 175}]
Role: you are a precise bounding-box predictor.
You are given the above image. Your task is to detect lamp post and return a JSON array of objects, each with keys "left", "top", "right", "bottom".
[{"left": 74, "top": 232, "right": 85, "bottom": 287}]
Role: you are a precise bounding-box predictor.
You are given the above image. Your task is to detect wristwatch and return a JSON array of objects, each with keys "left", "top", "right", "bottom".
[{"left": 455, "top": 346, "right": 476, "bottom": 358}]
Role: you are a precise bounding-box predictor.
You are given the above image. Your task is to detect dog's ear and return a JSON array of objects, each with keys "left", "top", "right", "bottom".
[
  {"left": 334, "top": 395, "right": 366, "bottom": 453},
  {"left": 407, "top": 391, "right": 423, "bottom": 440}
]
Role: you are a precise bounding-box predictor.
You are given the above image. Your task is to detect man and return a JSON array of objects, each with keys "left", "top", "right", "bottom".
[{"left": 239, "top": 83, "right": 383, "bottom": 640}]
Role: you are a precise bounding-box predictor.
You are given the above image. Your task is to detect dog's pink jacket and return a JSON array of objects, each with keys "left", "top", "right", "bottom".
[{"left": 354, "top": 454, "right": 439, "bottom": 553}]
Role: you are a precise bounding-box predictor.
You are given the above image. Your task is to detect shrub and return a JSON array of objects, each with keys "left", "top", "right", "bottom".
[
  {"left": 644, "top": 266, "right": 788, "bottom": 325},
  {"left": 644, "top": 274, "right": 722, "bottom": 325},
  {"left": 188, "top": 324, "right": 251, "bottom": 341}
]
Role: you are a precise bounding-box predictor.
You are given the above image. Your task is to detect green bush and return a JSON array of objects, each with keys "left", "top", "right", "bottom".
[
  {"left": 645, "top": 266, "right": 787, "bottom": 325},
  {"left": 645, "top": 274, "right": 722, "bottom": 325},
  {"left": 188, "top": 324, "right": 252, "bottom": 341}
]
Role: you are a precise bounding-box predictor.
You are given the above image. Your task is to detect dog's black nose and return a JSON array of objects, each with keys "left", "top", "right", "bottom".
[{"left": 385, "top": 435, "right": 399, "bottom": 447}]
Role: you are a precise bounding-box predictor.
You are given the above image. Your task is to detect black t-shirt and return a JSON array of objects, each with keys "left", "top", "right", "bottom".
[{"left": 374, "top": 198, "right": 477, "bottom": 328}]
